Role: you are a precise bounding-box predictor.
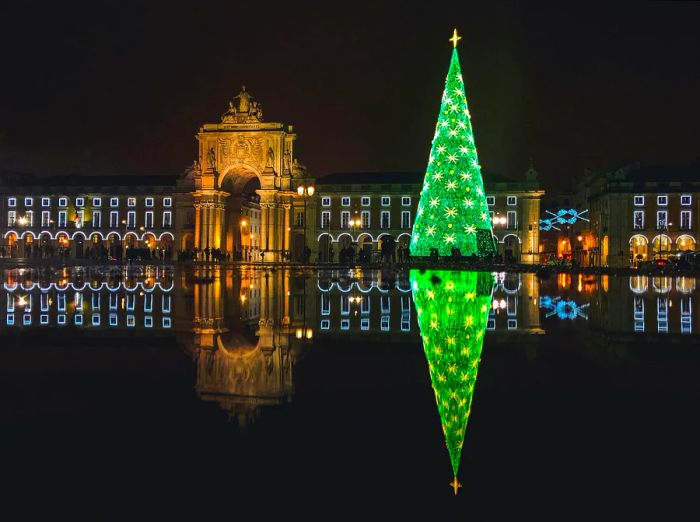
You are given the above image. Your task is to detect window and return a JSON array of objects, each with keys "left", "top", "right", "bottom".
[
  {"left": 24, "top": 197, "right": 33, "bottom": 207},
  {"left": 58, "top": 197, "right": 68, "bottom": 207},
  {"left": 127, "top": 211, "right": 136, "bottom": 228},
  {"left": 75, "top": 210, "right": 83, "bottom": 228},
  {"left": 341, "top": 211, "right": 350, "bottom": 229},
  {"left": 162, "top": 211, "right": 172, "bottom": 228},
  {"left": 657, "top": 210, "right": 668, "bottom": 229},
  {"left": 110, "top": 211, "right": 119, "bottom": 228},
  {"left": 341, "top": 295, "right": 350, "bottom": 315},
  {"left": 110, "top": 197, "right": 119, "bottom": 207},
  {"left": 320, "top": 319, "right": 330, "bottom": 330},
  {"left": 634, "top": 195, "right": 645, "bottom": 206},
  {"left": 657, "top": 195, "right": 668, "bottom": 206},
  {"left": 507, "top": 210, "right": 517, "bottom": 229},
  {"left": 341, "top": 196, "right": 350, "bottom": 207},
  {"left": 321, "top": 196, "right": 331, "bottom": 207},
  {"left": 381, "top": 196, "right": 390, "bottom": 206},
  {"left": 633, "top": 210, "right": 644, "bottom": 230},
  {"left": 381, "top": 296, "right": 391, "bottom": 313},
  {"left": 508, "top": 319, "right": 518, "bottom": 330},
  {"left": 145, "top": 211, "right": 154, "bottom": 229},
  {"left": 361, "top": 210, "right": 370, "bottom": 229},
  {"left": 380, "top": 211, "right": 390, "bottom": 229},
  {"left": 127, "top": 197, "right": 136, "bottom": 207},
  {"left": 145, "top": 197, "right": 154, "bottom": 207},
  {"left": 681, "top": 194, "right": 692, "bottom": 206},
  {"left": 25, "top": 210, "right": 33, "bottom": 226},
  {"left": 340, "top": 319, "right": 350, "bottom": 330},
  {"left": 361, "top": 296, "right": 370, "bottom": 314},
  {"left": 41, "top": 211, "right": 50, "bottom": 227},
  {"left": 402, "top": 196, "right": 411, "bottom": 206},
  {"left": 486, "top": 196, "right": 495, "bottom": 206},
  {"left": 92, "top": 197, "right": 102, "bottom": 207},
  {"left": 7, "top": 211, "right": 16, "bottom": 226},
  {"left": 109, "top": 313, "right": 118, "bottom": 326},
  {"left": 76, "top": 197, "right": 85, "bottom": 207},
  {"left": 681, "top": 210, "right": 691, "bottom": 230},
  {"left": 321, "top": 211, "right": 330, "bottom": 229},
  {"left": 507, "top": 195, "right": 517, "bottom": 206},
  {"left": 163, "top": 197, "right": 172, "bottom": 207},
  {"left": 361, "top": 196, "right": 371, "bottom": 206},
  {"left": 321, "top": 294, "right": 330, "bottom": 315},
  {"left": 162, "top": 295, "right": 171, "bottom": 314},
  {"left": 361, "top": 318, "right": 370, "bottom": 331},
  {"left": 41, "top": 198, "right": 50, "bottom": 207},
  {"left": 295, "top": 211, "right": 305, "bottom": 227},
  {"left": 93, "top": 211, "right": 101, "bottom": 228},
  {"left": 8, "top": 197, "right": 16, "bottom": 207},
  {"left": 58, "top": 210, "right": 67, "bottom": 227},
  {"left": 401, "top": 211, "right": 411, "bottom": 229}
]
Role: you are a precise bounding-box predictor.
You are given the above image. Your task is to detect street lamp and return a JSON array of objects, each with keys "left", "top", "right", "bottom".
[
  {"left": 297, "top": 184, "right": 315, "bottom": 263},
  {"left": 240, "top": 219, "right": 248, "bottom": 261}
]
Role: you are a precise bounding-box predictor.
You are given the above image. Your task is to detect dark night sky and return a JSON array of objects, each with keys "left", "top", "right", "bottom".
[{"left": 0, "top": 2, "right": 698, "bottom": 189}]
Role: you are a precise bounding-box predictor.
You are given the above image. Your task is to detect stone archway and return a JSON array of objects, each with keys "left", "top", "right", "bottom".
[{"left": 220, "top": 167, "right": 262, "bottom": 260}]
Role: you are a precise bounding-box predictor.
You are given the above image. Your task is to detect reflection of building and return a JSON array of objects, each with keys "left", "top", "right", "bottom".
[
  {"left": 179, "top": 268, "right": 314, "bottom": 425},
  {"left": 575, "top": 163, "right": 700, "bottom": 267},
  {"left": 314, "top": 169, "right": 543, "bottom": 264},
  {"left": 488, "top": 272, "right": 543, "bottom": 334}
]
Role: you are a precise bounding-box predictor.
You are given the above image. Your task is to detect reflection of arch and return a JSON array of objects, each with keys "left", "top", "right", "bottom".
[
  {"left": 71, "top": 231, "right": 87, "bottom": 240},
  {"left": 676, "top": 276, "right": 696, "bottom": 294},
  {"left": 142, "top": 232, "right": 157, "bottom": 248},
  {"left": 38, "top": 231, "right": 53, "bottom": 242},
  {"left": 124, "top": 232, "right": 139, "bottom": 245},
  {"left": 652, "top": 277, "right": 672, "bottom": 294},
  {"left": 20, "top": 231, "right": 37, "bottom": 240},
  {"left": 106, "top": 232, "right": 121, "bottom": 242},
  {"left": 88, "top": 232, "right": 104, "bottom": 241},
  {"left": 629, "top": 275, "right": 648, "bottom": 294},
  {"left": 676, "top": 234, "right": 696, "bottom": 251},
  {"left": 502, "top": 274, "right": 522, "bottom": 295}
]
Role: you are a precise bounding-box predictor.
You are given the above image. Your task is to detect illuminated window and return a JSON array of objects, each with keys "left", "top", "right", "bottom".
[
  {"left": 633, "top": 210, "right": 644, "bottom": 230},
  {"left": 24, "top": 197, "right": 33, "bottom": 207},
  {"left": 127, "top": 315, "right": 135, "bottom": 327},
  {"left": 8, "top": 197, "right": 16, "bottom": 207},
  {"left": 401, "top": 211, "right": 411, "bottom": 229},
  {"left": 163, "top": 211, "right": 172, "bottom": 228},
  {"left": 381, "top": 295, "right": 391, "bottom": 313},
  {"left": 320, "top": 319, "right": 330, "bottom": 330},
  {"left": 144, "top": 294, "right": 153, "bottom": 312},
  {"left": 110, "top": 197, "right": 119, "bottom": 207},
  {"left": 681, "top": 210, "right": 691, "bottom": 230},
  {"left": 41, "top": 197, "right": 50, "bottom": 207},
  {"left": 110, "top": 211, "right": 119, "bottom": 228},
  {"left": 321, "top": 196, "right": 331, "bottom": 207},
  {"left": 40, "top": 315, "right": 49, "bottom": 325},
  {"left": 109, "top": 313, "right": 118, "bottom": 326},
  {"left": 380, "top": 211, "right": 390, "bottom": 229},
  {"left": 361, "top": 318, "right": 370, "bottom": 331},
  {"left": 633, "top": 195, "right": 645, "bottom": 206},
  {"left": 145, "top": 211, "right": 154, "bottom": 229},
  {"left": 75, "top": 210, "right": 83, "bottom": 228},
  {"left": 321, "top": 294, "right": 330, "bottom": 315},
  {"left": 58, "top": 197, "right": 68, "bottom": 207},
  {"left": 93, "top": 211, "right": 101, "bottom": 228},
  {"left": 58, "top": 211, "right": 67, "bottom": 227},
  {"left": 361, "top": 196, "right": 371, "bottom": 206},
  {"left": 92, "top": 314, "right": 101, "bottom": 326},
  {"left": 92, "top": 293, "right": 101, "bottom": 310},
  {"left": 162, "top": 317, "right": 172, "bottom": 329},
  {"left": 57, "top": 314, "right": 66, "bottom": 325},
  {"left": 145, "top": 197, "right": 154, "bottom": 207},
  {"left": 127, "top": 211, "right": 136, "bottom": 228},
  {"left": 507, "top": 210, "right": 517, "bottom": 229},
  {"left": 41, "top": 211, "right": 50, "bottom": 227},
  {"left": 381, "top": 196, "right": 391, "bottom": 206},
  {"left": 402, "top": 196, "right": 411, "bottom": 206},
  {"left": 7, "top": 211, "right": 16, "bottom": 226},
  {"left": 507, "top": 195, "right": 517, "bottom": 206},
  {"left": 127, "top": 197, "right": 136, "bottom": 207},
  {"left": 294, "top": 211, "right": 305, "bottom": 227},
  {"left": 381, "top": 316, "right": 390, "bottom": 331},
  {"left": 341, "top": 211, "right": 350, "bottom": 229},
  {"left": 486, "top": 196, "right": 495, "bottom": 206},
  {"left": 6, "top": 313, "right": 14, "bottom": 325},
  {"left": 361, "top": 296, "right": 370, "bottom": 314},
  {"left": 163, "top": 197, "right": 172, "bottom": 207},
  {"left": 340, "top": 319, "right": 350, "bottom": 330},
  {"left": 144, "top": 316, "right": 153, "bottom": 328},
  {"left": 341, "top": 295, "right": 350, "bottom": 315},
  {"left": 657, "top": 195, "right": 668, "bottom": 206},
  {"left": 681, "top": 194, "right": 692, "bottom": 206},
  {"left": 92, "top": 197, "right": 102, "bottom": 207},
  {"left": 162, "top": 295, "right": 171, "bottom": 313},
  {"left": 76, "top": 197, "right": 85, "bottom": 207},
  {"left": 361, "top": 210, "right": 370, "bottom": 228},
  {"left": 341, "top": 196, "right": 350, "bottom": 206},
  {"left": 507, "top": 318, "right": 518, "bottom": 330},
  {"left": 656, "top": 211, "right": 668, "bottom": 229},
  {"left": 74, "top": 314, "right": 83, "bottom": 326}
]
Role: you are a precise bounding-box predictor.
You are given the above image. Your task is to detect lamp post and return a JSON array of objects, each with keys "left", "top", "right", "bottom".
[
  {"left": 240, "top": 218, "right": 247, "bottom": 261},
  {"left": 297, "top": 184, "right": 315, "bottom": 263},
  {"left": 665, "top": 221, "right": 673, "bottom": 260}
]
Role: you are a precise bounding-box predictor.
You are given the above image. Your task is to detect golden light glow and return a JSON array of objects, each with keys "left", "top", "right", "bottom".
[
  {"left": 307, "top": 186, "right": 315, "bottom": 196},
  {"left": 450, "top": 28, "right": 462, "bottom": 48}
]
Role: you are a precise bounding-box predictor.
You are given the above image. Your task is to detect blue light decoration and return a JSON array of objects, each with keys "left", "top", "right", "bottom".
[
  {"left": 539, "top": 295, "right": 589, "bottom": 320},
  {"left": 539, "top": 209, "right": 589, "bottom": 231}
]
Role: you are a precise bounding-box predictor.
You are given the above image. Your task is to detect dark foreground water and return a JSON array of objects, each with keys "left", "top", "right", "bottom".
[{"left": 1, "top": 267, "right": 698, "bottom": 519}]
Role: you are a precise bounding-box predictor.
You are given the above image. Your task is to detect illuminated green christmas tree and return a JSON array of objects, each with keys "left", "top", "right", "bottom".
[
  {"left": 410, "top": 269, "right": 494, "bottom": 494},
  {"left": 411, "top": 29, "right": 496, "bottom": 258}
]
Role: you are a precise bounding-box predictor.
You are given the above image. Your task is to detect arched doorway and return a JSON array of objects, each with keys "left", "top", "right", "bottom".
[
  {"left": 629, "top": 235, "right": 648, "bottom": 265},
  {"left": 220, "top": 168, "right": 262, "bottom": 259},
  {"left": 677, "top": 234, "right": 696, "bottom": 252},
  {"left": 651, "top": 234, "right": 671, "bottom": 259},
  {"left": 318, "top": 233, "right": 332, "bottom": 262},
  {"left": 159, "top": 232, "right": 174, "bottom": 260},
  {"left": 73, "top": 233, "right": 85, "bottom": 259},
  {"left": 503, "top": 234, "right": 520, "bottom": 263},
  {"left": 3, "top": 231, "right": 18, "bottom": 258},
  {"left": 181, "top": 232, "right": 194, "bottom": 252},
  {"left": 56, "top": 232, "right": 70, "bottom": 258},
  {"left": 357, "top": 233, "right": 374, "bottom": 263}
]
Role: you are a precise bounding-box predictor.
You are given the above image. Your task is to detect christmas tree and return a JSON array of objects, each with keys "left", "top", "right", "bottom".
[
  {"left": 411, "top": 29, "right": 496, "bottom": 258},
  {"left": 410, "top": 269, "right": 494, "bottom": 494}
]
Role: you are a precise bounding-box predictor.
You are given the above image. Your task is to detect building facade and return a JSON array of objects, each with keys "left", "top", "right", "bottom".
[
  {"left": 575, "top": 163, "right": 700, "bottom": 267},
  {"left": 312, "top": 169, "right": 543, "bottom": 264}
]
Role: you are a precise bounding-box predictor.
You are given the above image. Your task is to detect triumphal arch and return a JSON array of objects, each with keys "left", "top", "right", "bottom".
[{"left": 188, "top": 86, "right": 311, "bottom": 262}]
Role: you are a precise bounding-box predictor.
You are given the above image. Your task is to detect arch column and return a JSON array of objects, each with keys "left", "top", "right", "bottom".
[
  {"left": 257, "top": 190, "right": 293, "bottom": 262},
  {"left": 192, "top": 189, "right": 229, "bottom": 250}
]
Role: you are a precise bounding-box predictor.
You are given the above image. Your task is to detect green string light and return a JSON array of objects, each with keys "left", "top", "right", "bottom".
[
  {"left": 410, "top": 269, "right": 494, "bottom": 493},
  {"left": 411, "top": 35, "right": 496, "bottom": 258}
]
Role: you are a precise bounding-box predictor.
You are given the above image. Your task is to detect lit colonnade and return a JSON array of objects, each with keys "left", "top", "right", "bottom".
[{"left": 183, "top": 268, "right": 312, "bottom": 425}]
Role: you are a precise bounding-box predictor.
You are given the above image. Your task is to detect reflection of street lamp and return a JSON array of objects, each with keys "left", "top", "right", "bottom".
[
  {"left": 665, "top": 222, "right": 673, "bottom": 259},
  {"left": 297, "top": 184, "right": 315, "bottom": 263}
]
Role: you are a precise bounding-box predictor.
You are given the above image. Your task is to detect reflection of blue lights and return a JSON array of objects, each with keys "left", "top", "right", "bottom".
[
  {"left": 539, "top": 295, "right": 590, "bottom": 320},
  {"left": 539, "top": 209, "right": 589, "bottom": 231}
]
